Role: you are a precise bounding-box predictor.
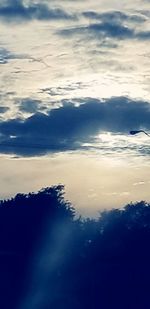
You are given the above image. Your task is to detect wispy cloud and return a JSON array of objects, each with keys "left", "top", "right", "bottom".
[
  {"left": 58, "top": 10, "right": 150, "bottom": 42},
  {"left": 58, "top": 21, "right": 134, "bottom": 40},
  {"left": 0, "top": 106, "right": 9, "bottom": 113},
  {"left": 83, "top": 10, "right": 147, "bottom": 23},
  {"left": 0, "top": 0, "right": 76, "bottom": 23},
  {"left": 0, "top": 47, "right": 27, "bottom": 64}
]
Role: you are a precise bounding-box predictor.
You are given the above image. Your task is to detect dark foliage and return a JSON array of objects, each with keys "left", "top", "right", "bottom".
[{"left": 0, "top": 187, "right": 150, "bottom": 308}]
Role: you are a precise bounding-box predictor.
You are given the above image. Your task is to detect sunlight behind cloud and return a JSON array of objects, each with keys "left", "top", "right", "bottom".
[{"left": 0, "top": 0, "right": 149, "bottom": 214}]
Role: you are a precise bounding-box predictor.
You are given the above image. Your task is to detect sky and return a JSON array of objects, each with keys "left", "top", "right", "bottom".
[{"left": 0, "top": 0, "right": 150, "bottom": 216}]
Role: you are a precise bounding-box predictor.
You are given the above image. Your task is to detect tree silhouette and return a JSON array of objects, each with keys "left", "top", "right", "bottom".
[
  {"left": 0, "top": 185, "right": 75, "bottom": 309},
  {"left": 0, "top": 187, "right": 150, "bottom": 309}
]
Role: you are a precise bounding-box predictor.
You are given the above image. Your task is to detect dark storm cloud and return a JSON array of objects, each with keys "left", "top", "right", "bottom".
[
  {"left": 0, "top": 0, "right": 75, "bottom": 23},
  {"left": 0, "top": 96, "right": 149, "bottom": 156}
]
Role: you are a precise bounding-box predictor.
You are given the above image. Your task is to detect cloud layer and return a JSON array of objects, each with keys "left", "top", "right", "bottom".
[
  {"left": 0, "top": 1, "right": 149, "bottom": 158},
  {"left": 0, "top": 96, "right": 149, "bottom": 156}
]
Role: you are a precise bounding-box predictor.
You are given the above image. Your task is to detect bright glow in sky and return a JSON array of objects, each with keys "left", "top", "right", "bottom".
[{"left": 0, "top": 0, "right": 149, "bottom": 216}]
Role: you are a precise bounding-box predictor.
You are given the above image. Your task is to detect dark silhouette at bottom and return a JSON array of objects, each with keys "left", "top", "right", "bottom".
[{"left": 0, "top": 186, "right": 149, "bottom": 309}]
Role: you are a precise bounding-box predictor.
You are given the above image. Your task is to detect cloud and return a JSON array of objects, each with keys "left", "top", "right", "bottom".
[
  {"left": 58, "top": 12, "right": 150, "bottom": 41},
  {"left": 59, "top": 21, "right": 135, "bottom": 40},
  {"left": 40, "top": 82, "right": 88, "bottom": 97},
  {"left": 0, "top": 96, "right": 149, "bottom": 156},
  {"left": 0, "top": 106, "right": 9, "bottom": 113},
  {"left": 18, "top": 98, "right": 45, "bottom": 114},
  {"left": 0, "top": 0, "right": 75, "bottom": 23},
  {"left": 0, "top": 47, "right": 23, "bottom": 64},
  {"left": 0, "top": 47, "right": 32, "bottom": 65},
  {"left": 136, "top": 31, "right": 150, "bottom": 40},
  {"left": 83, "top": 10, "right": 146, "bottom": 23},
  {"left": 88, "top": 22, "right": 134, "bottom": 39}
]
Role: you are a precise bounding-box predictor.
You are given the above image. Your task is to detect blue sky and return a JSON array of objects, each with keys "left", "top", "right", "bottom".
[{"left": 0, "top": 0, "right": 150, "bottom": 216}]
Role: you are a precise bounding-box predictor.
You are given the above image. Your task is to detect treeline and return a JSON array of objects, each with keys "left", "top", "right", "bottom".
[{"left": 0, "top": 185, "right": 150, "bottom": 309}]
